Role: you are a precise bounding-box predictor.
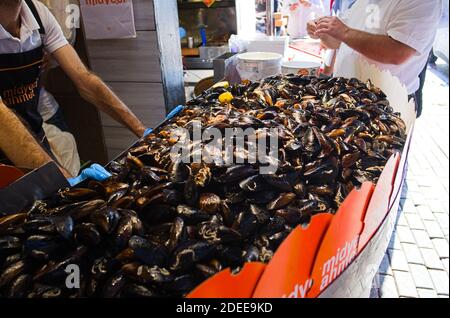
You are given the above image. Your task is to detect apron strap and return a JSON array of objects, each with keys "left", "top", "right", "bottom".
[{"left": 24, "top": 0, "right": 46, "bottom": 35}]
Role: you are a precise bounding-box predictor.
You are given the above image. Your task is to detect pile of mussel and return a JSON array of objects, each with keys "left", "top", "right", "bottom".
[{"left": 0, "top": 75, "right": 407, "bottom": 298}]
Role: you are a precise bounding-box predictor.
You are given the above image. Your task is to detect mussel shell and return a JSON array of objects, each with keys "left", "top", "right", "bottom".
[
  {"left": 260, "top": 216, "right": 286, "bottom": 236},
  {"left": 51, "top": 216, "right": 74, "bottom": 240},
  {"left": 91, "top": 257, "right": 113, "bottom": 280},
  {"left": 33, "top": 246, "right": 88, "bottom": 284},
  {"left": 275, "top": 207, "right": 307, "bottom": 225},
  {"left": 141, "top": 204, "right": 175, "bottom": 225},
  {"left": 0, "top": 214, "right": 27, "bottom": 234},
  {"left": 267, "top": 193, "right": 296, "bottom": 211},
  {"left": 28, "top": 285, "right": 63, "bottom": 298},
  {"left": 122, "top": 284, "right": 161, "bottom": 298},
  {"left": 62, "top": 188, "right": 100, "bottom": 201},
  {"left": 198, "top": 223, "right": 242, "bottom": 244},
  {"left": 0, "top": 260, "right": 26, "bottom": 288},
  {"left": 242, "top": 245, "right": 260, "bottom": 263},
  {"left": 184, "top": 178, "right": 199, "bottom": 206},
  {"left": 247, "top": 190, "right": 278, "bottom": 205},
  {"left": 176, "top": 205, "right": 210, "bottom": 225},
  {"left": 269, "top": 231, "right": 290, "bottom": 250},
  {"left": 232, "top": 212, "right": 259, "bottom": 238},
  {"left": 123, "top": 263, "right": 173, "bottom": 284},
  {"left": 115, "top": 216, "right": 134, "bottom": 250},
  {"left": 170, "top": 241, "right": 217, "bottom": 272},
  {"left": 23, "top": 235, "right": 61, "bottom": 260},
  {"left": 218, "top": 246, "right": 244, "bottom": 268},
  {"left": 262, "top": 174, "right": 294, "bottom": 192},
  {"left": 166, "top": 217, "right": 188, "bottom": 251},
  {"left": 8, "top": 274, "right": 32, "bottom": 298},
  {"left": 22, "top": 218, "right": 55, "bottom": 235},
  {"left": 90, "top": 207, "right": 121, "bottom": 234},
  {"left": 221, "top": 165, "right": 258, "bottom": 183},
  {"left": 68, "top": 200, "right": 106, "bottom": 221},
  {"left": 249, "top": 205, "right": 270, "bottom": 225},
  {"left": 103, "top": 273, "right": 127, "bottom": 298},
  {"left": 171, "top": 161, "right": 190, "bottom": 183},
  {"left": 0, "top": 236, "right": 21, "bottom": 257},
  {"left": 74, "top": 223, "right": 102, "bottom": 247},
  {"left": 129, "top": 236, "right": 169, "bottom": 267},
  {"left": 239, "top": 175, "right": 267, "bottom": 192},
  {"left": 199, "top": 193, "right": 221, "bottom": 214}
]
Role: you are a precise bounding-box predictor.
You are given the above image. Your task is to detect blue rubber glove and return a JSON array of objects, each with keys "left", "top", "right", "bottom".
[
  {"left": 143, "top": 105, "right": 185, "bottom": 137},
  {"left": 166, "top": 105, "right": 185, "bottom": 120},
  {"left": 68, "top": 164, "right": 112, "bottom": 187},
  {"left": 143, "top": 128, "right": 154, "bottom": 137},
  {"left": 179, "top": 27, "right": 187, "bottom": 40}
]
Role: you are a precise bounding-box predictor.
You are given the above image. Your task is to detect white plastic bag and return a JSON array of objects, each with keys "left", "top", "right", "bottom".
[
  {"left": 43, "top": 123, "right": 81, "bottom": 177},
  {"left": 80, "top": 0, "right": 136, "bottom": 40}
]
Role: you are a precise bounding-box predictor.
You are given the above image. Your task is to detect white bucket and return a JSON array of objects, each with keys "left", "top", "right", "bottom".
[
  {"left": 237, "top": 52, "right": 283, "bottom": 82},
  {"left": 282, "top": 60, "right": 321, "bottom": 76}
]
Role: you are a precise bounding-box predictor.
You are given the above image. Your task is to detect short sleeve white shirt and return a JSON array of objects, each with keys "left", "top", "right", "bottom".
[
  {"left": 0, "top": 0, "right": 68, "bottom": 54},
  {"left": 334, "top": 0, "right": 443, "bottom": 94},
  {"left": 0, "top": 0, "right": 68, "bottom": 114}
]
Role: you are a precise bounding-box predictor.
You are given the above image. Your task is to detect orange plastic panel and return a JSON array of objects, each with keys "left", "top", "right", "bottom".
[
  {"left": 253, "top": 214, "right": 333, "bottom": 298},
  {"left": 0, "top": 165, "right": 25, "bottom": 189},
  {"left": 187, "top": 263, "right": 266, "bottom": 298},
  {"left": 307, "top": 182, "right": 374, "bottom": 297},
  {"left": 358, "top": 154, "right": 400, "bottom": 252}
]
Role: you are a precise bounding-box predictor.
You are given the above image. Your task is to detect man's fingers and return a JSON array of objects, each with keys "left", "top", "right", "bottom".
[
  {"left": 315, "top": 22, "right": 330, "bottom": 31},
  {"left": 315, "top": 26, "right": 331, "bottom": 36},
  {"left": 316, "top": 16, "right": 331, "bottom": 24}
]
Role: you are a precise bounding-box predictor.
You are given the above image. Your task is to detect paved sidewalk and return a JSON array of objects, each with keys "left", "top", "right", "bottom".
[{"left": 372, "top": 63, "right": 449, "bottom": 298}]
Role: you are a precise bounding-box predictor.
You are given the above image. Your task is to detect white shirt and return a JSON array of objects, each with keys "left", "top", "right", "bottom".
[
  {"left": 334, "top": 0, "right": 443, "bottom": 94},
  {"left": 0, "top": 0, "right": 68, "bottom": 54},
  {"left": 0, "top": 0, "right": 68, "bottom": 118}
]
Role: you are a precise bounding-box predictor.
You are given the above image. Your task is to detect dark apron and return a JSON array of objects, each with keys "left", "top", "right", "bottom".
[{"left": 0, "top": 0, "right": 50, "bottom": 164}]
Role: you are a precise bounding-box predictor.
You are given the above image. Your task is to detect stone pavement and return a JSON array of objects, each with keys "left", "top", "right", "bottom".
[{"left": 371, "top": 62, "right": 449, "bottom": 298}]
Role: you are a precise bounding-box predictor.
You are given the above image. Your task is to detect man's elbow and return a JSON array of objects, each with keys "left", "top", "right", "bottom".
[{"left": 387, "top": 44, "right": 416, "bottom": 65}]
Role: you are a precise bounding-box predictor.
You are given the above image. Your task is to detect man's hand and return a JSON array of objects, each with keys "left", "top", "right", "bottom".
[
  {"left": 143, "top": 105, "right": 185, "bottom": 137},
  {"left": 315, "top": 16, "right": 351, "bottom": 42},
  {"left": 307, "top": 18, "right": 342, "bottom": 49},
  {"left": 67, "top": 163, "right": 112, "bottom": 187},
  {"left": 307, "top": 19, "right": 320, "bottom": 39}
]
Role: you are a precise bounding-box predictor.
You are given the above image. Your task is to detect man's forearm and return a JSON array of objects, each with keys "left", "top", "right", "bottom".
[
  {"left": 321, "top": 34, "right": 341, "bottom": 50},
  {"left": 78, "top": 72, "right": 146, "bottom": 137},
  {"left": 0, "top": 102, "right": 71, "bottom": 178},
  {"left": 342, "top": 28, "right": 415, "bottom": 65},
  {"left": 52, "top": 45, "right": 146, "bottom": 138}
]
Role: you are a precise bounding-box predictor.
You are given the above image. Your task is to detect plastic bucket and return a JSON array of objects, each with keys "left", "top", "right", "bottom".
[
  {"left": 282, "top": 60, "right": 321, "bottom": 76},
  {"left": 237, "top": 52, "right": 283, "bottom": 82}
]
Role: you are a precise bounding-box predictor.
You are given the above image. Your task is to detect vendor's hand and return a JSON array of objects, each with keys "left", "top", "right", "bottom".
[
  {"left": 307, "top": 19, "right": 320, "bottom": 39},
  {"left": 143, "top": 105, "right": 185, "bottom": 137},
  {"left": 68, "top": 163, "right": 112, "bottom": 187},
  {"left": 315, "top": 16, "right": 350, "bottom": 42},
  {"left": 143, "top": 128, "right": 153, "bottom": 137},
  {"left": 166, "top": 105, "right": 185, "bottom": 120}
]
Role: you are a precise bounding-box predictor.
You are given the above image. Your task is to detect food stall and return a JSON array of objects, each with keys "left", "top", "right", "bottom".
[{"left": 0, "top": 0, "right": 433, "bottom": 300}]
